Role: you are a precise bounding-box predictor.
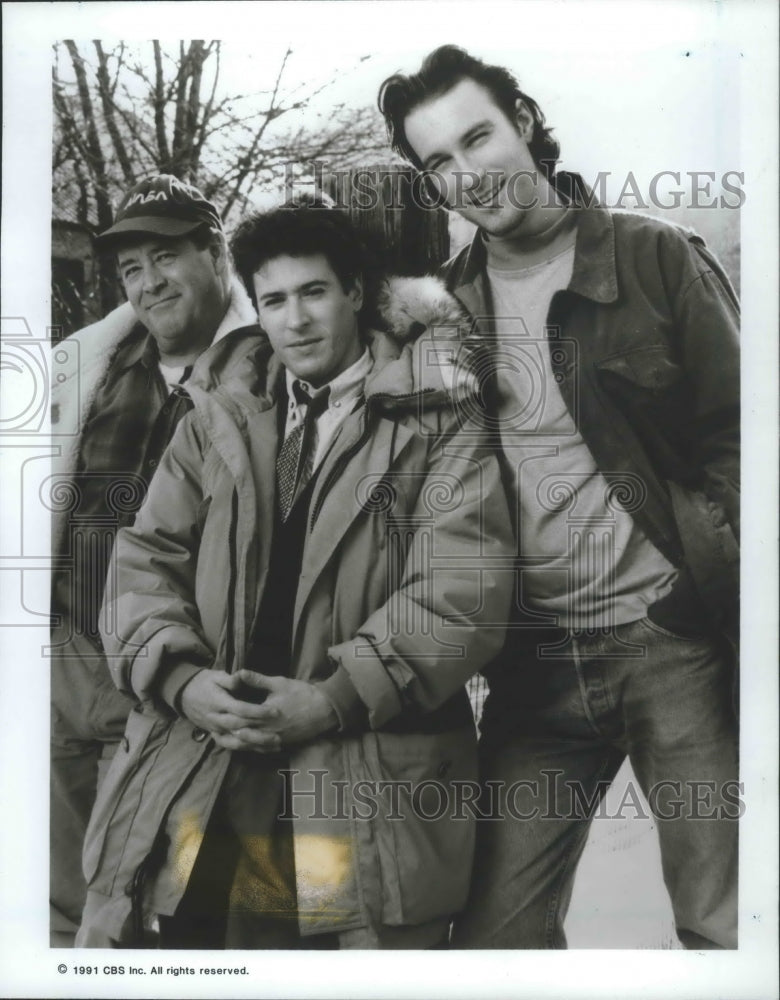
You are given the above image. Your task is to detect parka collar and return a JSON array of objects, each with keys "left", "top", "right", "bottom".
[
  {"left": 362, "top": 326, "right": 477, "bottom": 407},
  {"left": 214, "top": 275, "right": 480, "bottom": 417},
  {"left": 219, "top": 325, "right": 476, "bottom": 417}
]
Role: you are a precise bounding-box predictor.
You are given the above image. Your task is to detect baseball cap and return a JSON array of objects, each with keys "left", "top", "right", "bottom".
[{"left": 96, "top": 174, "right": 223, "bottom": 246}]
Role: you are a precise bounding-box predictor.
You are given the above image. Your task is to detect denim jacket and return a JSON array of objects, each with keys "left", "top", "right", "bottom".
[{"left": 440, "top": 182, "right": 740, "bottom": 639}]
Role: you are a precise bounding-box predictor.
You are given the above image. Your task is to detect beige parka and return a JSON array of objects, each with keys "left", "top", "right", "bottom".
[{"left": 81, "top": 278, "right": 513, "bottom": 944}]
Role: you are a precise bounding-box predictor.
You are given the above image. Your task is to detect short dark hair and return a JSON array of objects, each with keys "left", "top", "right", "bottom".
[
  {"left": 229, "top": 203, "right": 370, "bottom": 310},
  {"left": 190, "top": 223, "right": 223, "bottom": 253},
  {"left": 378, "top": 45, "right": 560, "bottom": 180}
]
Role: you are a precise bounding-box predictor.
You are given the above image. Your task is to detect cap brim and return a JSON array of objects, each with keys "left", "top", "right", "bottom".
[{"left": 96, "top": 216, "right": 202, "bottom": 246}]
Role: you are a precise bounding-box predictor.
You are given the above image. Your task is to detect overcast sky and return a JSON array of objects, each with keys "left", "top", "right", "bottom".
[
  {"left": 27, "top": 0, "right": 750, "bottom": 204},
  {"left": 213, "top": 0, "right": 745, "bottom": 194}
]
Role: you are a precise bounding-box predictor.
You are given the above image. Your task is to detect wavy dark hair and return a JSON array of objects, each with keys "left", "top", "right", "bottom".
[
  {"left": 378, "top": 45, "right": 560, "bottom": 180},
  {"left": 229, "top": 200, "right": 378, "bottom": 314}
]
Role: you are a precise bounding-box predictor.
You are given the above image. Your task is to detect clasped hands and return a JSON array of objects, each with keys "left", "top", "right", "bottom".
[{"left": 179, "top": 669, "right": 338, "bottom": 753}]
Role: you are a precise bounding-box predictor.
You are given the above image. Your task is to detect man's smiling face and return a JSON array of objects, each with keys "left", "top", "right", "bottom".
[
  {"left": 404, "top": 77, "right": 543, "bottom": 238},
  {"left": 117, "top": 235, "right": 225, "bottom": 357},
  {"left": 253, "top": 253, "right": 363, "bottom": 388}
]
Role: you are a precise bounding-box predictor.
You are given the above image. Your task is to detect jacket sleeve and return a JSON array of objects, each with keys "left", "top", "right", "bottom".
[
  {"left": 645, "top": 231, "right": 740, "bottom": 637},
  {"left": 100, "top": 411, "right": 213, "bottom": 711},
  {"left": 320, "top": 412, "right": 513, "bottom": 730},
  {"left": 675, "top": 237, "right": 740, "bottom": 538}
]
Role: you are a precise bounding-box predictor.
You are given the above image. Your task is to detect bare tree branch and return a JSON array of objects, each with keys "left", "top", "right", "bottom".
[
  {"left": 193, "top": 40, "right": 220, "bottom": 164},
  {"left": 152, "top": 41, "right": 172, "bottom": 169},
  {"left": 109, "top": 41, "right": 125, "bottom": 94},
  {"left": 171, "top": 41, "right": 190, "bottom": 173},
  {"left": 94, "top": 41, "right": 135, "bottom": 185},
  {"left": 53, "top": 67, "right": 91, "bottom": 224},
  {"left": 110, "top": 92, "right": 162, "bottom": 163},
  {"left": 54, "top": 40, "right": 387, "bottom": 227},
  {"left": 182, "top": 40, "right": 207, "bottom": 179},
  {"left": 61, "top": 41, "right": 116, "bottom": 311},
  {"left": 219, "top": 47, "right": 295, "bottom": 214}
]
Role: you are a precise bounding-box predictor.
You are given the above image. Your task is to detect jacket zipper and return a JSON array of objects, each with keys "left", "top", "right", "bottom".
[
  {"left": 225, "top": 487, "right": 239, "bottom": 672},
  {"left": 125, "top": 736, "right": 221, "bottom": 944}
]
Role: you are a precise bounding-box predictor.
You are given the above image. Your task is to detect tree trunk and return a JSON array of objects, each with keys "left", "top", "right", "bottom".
[{"left": 63, "top": 41, "right": 117, "bottom": 313}]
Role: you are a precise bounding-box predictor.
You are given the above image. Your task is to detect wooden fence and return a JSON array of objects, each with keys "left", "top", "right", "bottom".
[{"left": 323, "top": 164, "right": 450, "bottom": 276}]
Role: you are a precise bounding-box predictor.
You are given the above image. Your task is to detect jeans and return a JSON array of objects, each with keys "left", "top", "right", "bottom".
[{"left": 451, "top": 618, "right": 739, "bottom": 949}]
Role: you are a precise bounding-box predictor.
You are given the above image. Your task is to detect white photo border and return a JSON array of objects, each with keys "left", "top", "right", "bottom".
[{"left": 1, "top": 1, "right": 777, "bottom": 998}]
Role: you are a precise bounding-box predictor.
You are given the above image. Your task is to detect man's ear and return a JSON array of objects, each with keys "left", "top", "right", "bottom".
[
  {"left": 208, "top": 232, "right": 228, "bottom": 274},
  {"left": 514, "top": 99, "right": 534, "bottom": 142},
  {"left": 349, "top": 276, "right": 364, "bottom": 313}
]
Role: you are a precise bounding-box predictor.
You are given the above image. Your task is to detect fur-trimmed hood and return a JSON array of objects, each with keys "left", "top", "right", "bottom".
[
  {"left": 368, "top": 275, "right": 479, "bottom": 406},
  {"left": 376, "top": 275, "right": 474, "bottom": 344},
  {"left": 214, "top": 274, "right": 479, "bottom": 416}
]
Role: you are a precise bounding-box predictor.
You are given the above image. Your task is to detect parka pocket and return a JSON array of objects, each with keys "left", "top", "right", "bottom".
[
  {"left": 82, "top": 705, "right": 171, "bottom": 886},
  {"left": 355, "top": 727, "right": 478, "bottom": 927}
]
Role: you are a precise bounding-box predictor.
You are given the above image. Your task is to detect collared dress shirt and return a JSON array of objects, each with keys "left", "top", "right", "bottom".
[{"left": 282, "top": 348, "right": 374, "bottom": 470}]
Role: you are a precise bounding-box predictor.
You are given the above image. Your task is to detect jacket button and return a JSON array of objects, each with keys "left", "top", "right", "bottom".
[
  {"left": 121, "top": 736, "right": 130, "bottom": 752},
  {"left": 436, "top": 760, "right": 452, "bottom": 778},
  {"left": 191, "top": 727, "right": 209, "bottom": 742}
]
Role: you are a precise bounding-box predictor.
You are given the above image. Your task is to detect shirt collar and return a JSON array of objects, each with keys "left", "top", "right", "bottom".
[
  {"left": 109, "top": 326, "right": 158, "bottom": 375},
  {"left": 284, "top": 348, "right": 373, "bottom": 412},
  {"left": 483, "top": 206, "right": 578, "bottom": 272},
  {"left": 140, "top": 332, "right": 160, "bottom": 368},
  {"left": 453, "top": 172, "right": 618, "bottom": 306}
]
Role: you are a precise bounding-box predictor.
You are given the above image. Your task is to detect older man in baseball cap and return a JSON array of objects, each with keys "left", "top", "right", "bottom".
[{"left": 50, "top": 175, "right": 262, "bottom": 946}]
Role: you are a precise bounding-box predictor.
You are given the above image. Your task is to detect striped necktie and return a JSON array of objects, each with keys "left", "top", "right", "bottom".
[{"left": 276, "top": 381, "right": 330, "bottom": 521}]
